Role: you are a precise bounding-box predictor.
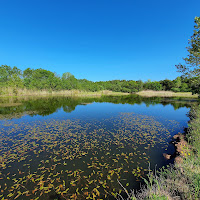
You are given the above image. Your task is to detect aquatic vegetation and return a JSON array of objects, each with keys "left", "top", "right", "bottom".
[
  {"left": 129, "top": 105, "right": 200, "bottom": 200},
  {"left": 0, "top": 112, "right": 181, "bottom": 199}
]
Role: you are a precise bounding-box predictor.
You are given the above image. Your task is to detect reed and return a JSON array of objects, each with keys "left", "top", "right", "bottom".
[
  {"left": 137, "top": 90, "right": 198, "bottom": 98},
  {"left": 0, "top": 87, "right": 129, "bottom": 97}
]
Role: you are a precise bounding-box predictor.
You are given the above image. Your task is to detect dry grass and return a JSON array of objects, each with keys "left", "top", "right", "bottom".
[
  {"left": 0, "top": 87, "right": 129, "bottom": 97},
  {"left": 136, "top": 90, "right": 198, "bottom": 98}
]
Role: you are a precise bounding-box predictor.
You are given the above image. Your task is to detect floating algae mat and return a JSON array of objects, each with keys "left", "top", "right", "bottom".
[{"left": 0, "top": 96, "right": 191, "bottom": 199}]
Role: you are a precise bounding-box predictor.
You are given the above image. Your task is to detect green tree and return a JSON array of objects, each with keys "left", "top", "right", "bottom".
[
  {"left": 0, "top": 65, "right": 23, "bottom": 88},
  {"left": 176, "top": 17, "right": 200, "bottom": 95},
  {"left": 23, "top": 68, "right": 59, "bottom": 90},
  {"left": 174, "top": 77, "right": 182, "bottom": 88},
  {"left": 61, "top": 72, "right": 79, "bottom": 90},
  {"left": 180, "top": 83, "right": 189, "bottom": 92},
  {"left": 160, "top": 79, "right": 174, "bottom": 91},
  {"left": 62, "top": 72, "right": 73, "bottom": 80},
  {"left": 0, "top": 65, "right": 13, "bottom": 85},
  {"left": 171, "top": 77, "right": 182, "bottom": 92}
]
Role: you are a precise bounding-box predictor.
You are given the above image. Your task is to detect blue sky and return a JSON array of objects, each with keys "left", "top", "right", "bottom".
[{"left": 0, "top": 0, "right": 200, "bottom": 82}]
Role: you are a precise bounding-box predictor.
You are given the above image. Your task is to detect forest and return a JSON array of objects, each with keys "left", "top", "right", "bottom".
[{"left": 0, "top": 65, "right": 199, "bottom": 95}]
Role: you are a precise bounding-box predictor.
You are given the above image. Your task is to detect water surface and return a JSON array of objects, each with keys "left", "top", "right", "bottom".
[{"left": 0, "top": 95, "right": 195, "bottom": 199}]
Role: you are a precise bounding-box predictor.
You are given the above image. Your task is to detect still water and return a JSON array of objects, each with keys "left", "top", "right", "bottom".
[{"left": 0, "top": 95, "right": 195, "bottom": 199}]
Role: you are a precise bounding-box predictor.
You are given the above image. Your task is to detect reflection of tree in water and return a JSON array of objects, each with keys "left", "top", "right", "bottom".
[
  {"left": 0, "top": 111, "right": 38, "bottom": 120},
  {"left": 0, "top": 95, "right": 197, "bottom": 119},
  {"left": 63, "top": 105, "right": 75, "bottom": 113}
]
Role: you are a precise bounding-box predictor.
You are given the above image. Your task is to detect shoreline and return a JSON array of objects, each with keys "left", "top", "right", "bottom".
[
  {"left": 0, "top": 89, "right": 129, "bottom": 98},
  {"left": 0, "top": 87, "right": 199, "bottom": 98},
  {"left": 130, "top": 105, "right": 200, "bottom": 199},
  {"left": 163, "top": 133, "right": 189, "bottom": 165}
]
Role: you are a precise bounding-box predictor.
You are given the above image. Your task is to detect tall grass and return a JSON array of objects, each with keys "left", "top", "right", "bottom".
[
  {"left": 137, "top": 90, "right": 198, "bottom": 98},
  {"left": 0, "top": 87, "right": 129, "bottom": 97}
]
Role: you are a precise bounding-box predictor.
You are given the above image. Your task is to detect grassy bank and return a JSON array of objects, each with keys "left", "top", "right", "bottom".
[
  {"left": 137, "top": 90, "right": 199, "bottom": 98},
  {"left": 124, "top": 105, "right": 200, "bottom": 200},
  {"left": 0, "top": 87, "right": 129, "bottom": 97},
  {"left": 1, "top": 87, "right": 198, "bottom": 99}
]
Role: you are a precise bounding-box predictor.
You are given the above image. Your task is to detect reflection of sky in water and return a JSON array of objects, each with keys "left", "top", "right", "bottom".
[{"left": 12, "top": 102, "right": 189, "bottom": 127}]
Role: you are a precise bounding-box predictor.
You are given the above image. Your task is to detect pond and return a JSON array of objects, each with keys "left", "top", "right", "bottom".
[{"left": 0, "top": 95, "right": 196, "bottom": 199}]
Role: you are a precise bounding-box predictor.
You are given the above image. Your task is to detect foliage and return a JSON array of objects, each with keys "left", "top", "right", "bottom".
[
  {"left": 176, "top": 17, "right": 200, "bottom": 95},
  {"left": 0, "top": 65, "right": 198, "bottom": 95}
]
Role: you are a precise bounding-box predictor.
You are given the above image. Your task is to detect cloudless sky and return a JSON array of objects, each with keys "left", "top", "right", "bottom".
[{"left": 0, "top": 0, "right": 200, "bottom": 81}]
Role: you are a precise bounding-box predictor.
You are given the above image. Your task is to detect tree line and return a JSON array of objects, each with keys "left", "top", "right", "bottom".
[{"left": 0, "top": 65, "right": 199, "bottom": 94}]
